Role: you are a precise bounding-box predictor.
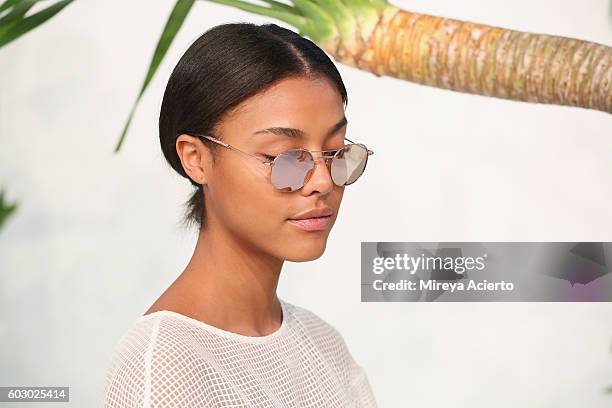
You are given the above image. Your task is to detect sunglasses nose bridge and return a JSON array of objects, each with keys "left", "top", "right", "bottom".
[
  {"left": 310, "top": 155, "right": 335, "bottom": 173},
  {"left": 309, "top": 150, "right": 336, "bottom": 164},
  {"left": 301, "top": 154, "right": 335, "bottom": 190}
]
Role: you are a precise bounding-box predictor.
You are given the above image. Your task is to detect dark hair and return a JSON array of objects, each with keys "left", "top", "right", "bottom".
[{"left": 159, "top": 22, "right": 348, "bottom": 232}]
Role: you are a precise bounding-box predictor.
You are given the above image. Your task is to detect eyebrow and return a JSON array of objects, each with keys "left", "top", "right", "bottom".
[{"left": 252, "top": 116, "right": 348, "bottom": 139}]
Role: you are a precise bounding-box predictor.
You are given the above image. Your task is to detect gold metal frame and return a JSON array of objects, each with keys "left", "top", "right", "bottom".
[{"left": 183, "top": 133, "right": 374, "bottom": 190}]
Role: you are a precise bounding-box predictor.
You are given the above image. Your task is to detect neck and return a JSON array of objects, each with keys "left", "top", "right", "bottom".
[{"left": 172, "top": 216, "right": 285, "bottom": 336}]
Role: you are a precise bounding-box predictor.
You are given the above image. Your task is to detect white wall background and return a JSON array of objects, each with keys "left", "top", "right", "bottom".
[{"left": 1, "top": 0, "right": 612, "bottom": 406}]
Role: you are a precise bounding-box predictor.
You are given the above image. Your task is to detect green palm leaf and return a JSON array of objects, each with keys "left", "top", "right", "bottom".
[
  {"left": 0, "top": 0, "right": 21, "bottom": 13},
  {"left": 0, "top": 189, "right": 18, "bottom": 231},
  {"left": 0, "top": 0, "right": 36, "bottom": 22},
  {"left": 113, "top": 0, "right": 196, "bottom": 153},
  {"left": 0, "top": 0, "right": 75, "bottom": 49}
]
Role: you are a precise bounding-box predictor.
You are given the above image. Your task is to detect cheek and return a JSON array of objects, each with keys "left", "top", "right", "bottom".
[
  {"left": 210, "top": 159, "right": 346, "bottom": 248},
  {"left": 335, "top": 185, "right": 345, "bottom": 200},
  {"left": 213, "top": 161, "right": 288, "bottom": 233}
]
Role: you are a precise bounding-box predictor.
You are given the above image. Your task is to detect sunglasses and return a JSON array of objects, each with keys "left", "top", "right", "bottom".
[{"left": 184, "top": 133, "right": 374, "bottom": 192}]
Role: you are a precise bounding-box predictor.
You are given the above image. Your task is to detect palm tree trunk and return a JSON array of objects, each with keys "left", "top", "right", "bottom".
[
  {"left": 206, "top": 0, "right": 612, "bottom": 114},
  {"left": 318, "top": 5, "right": 611, "bottom": 112}
]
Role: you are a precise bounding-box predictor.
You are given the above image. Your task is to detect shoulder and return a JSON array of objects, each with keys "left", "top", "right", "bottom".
[
  {"left": 284, "top": 299, "right": 344, "bottom": 341},
  {"left": 102, "top": 316, "right": 156, "bottom": 407},
  {"left": 283, "top": 299, "right": 357, "bottom": 371},
  {"left": 103, "top": 316, "right": 159, "bottom": 392},
  {"left": 102, "top": 313, "right": 219, "bottom": 408},
  {"left": 104, "top": 313, "right": 203, "bottom": 365},
  {"left": 284, "top": 301, "right": 377, "bottom": 405}
]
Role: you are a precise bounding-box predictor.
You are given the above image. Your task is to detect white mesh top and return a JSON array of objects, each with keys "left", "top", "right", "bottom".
[{"left": 101, "top": 297, "right": 378, "bottom": 407}]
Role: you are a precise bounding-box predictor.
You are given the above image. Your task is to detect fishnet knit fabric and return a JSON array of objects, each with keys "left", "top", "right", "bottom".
[{"left": 102, "top": 297, "right": 377, "bottom": 407}]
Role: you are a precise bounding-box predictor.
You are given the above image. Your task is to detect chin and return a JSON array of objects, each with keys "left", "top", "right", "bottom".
[{"left": 282, "top": 240, "right": 328, "bottom": 262}]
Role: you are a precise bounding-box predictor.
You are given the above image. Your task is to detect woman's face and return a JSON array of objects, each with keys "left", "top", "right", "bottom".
[{"left": 194, "top": 76, "right": 347, "bottom": 262}]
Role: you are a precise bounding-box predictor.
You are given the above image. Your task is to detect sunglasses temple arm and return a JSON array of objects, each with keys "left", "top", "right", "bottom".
[
  {"left": 225, "top": 144, "right": 270, "bottom": 163},
  {"left": 201, "top": 135, "right": 272, "bottom": 165}
]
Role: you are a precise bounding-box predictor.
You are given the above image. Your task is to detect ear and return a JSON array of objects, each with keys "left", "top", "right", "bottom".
[{"left": 175, "top": 134, "right": 213, "bottom": 185}]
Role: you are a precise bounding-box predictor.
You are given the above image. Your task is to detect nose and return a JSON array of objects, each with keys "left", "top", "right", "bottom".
[{"left": 300, "top": 155, "right": 335, "bottom": 195}]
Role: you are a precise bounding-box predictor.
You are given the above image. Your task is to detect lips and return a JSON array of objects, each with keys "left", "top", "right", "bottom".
[
  {"left": 288, "top": 206, "right": 334, "bottom": 232},
  {"left": 287, "top": 215, "right": 332, "bottom": 231},
  {"left": 289, "top": 207, "right": 334, "bottom": 220}
]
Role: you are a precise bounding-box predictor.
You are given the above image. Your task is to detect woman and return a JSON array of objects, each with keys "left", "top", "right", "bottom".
[{"left": 102, "top": 22, "right": 377, "bottom": 407}]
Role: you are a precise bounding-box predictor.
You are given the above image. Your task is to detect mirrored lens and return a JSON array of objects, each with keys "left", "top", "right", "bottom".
[
  {"left": 270, "top": 144, "right": 369, "bottom": 191},
  {"left": 271, "top": 149, "right": 314, "bottom": 192},
  {"left": 331, "top": 144, "right": 369, "bottom": 186}
]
